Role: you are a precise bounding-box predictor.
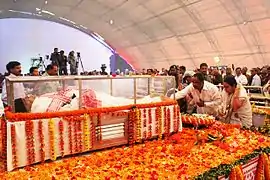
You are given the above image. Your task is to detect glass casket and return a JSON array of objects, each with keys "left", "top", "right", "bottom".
[{"left": 2, "top": 76, "right": 182, "bottom": 171}]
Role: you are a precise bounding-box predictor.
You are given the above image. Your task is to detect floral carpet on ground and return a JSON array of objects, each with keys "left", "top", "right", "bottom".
[{"left": 1, "top": 122, "right": 270, "bottom": 179}]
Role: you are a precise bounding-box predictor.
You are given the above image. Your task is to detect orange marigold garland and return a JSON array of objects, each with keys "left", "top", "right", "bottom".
[
  {"left": 173, "top": 105, "right": 178, "bottom": 132},
  {"left": 229, "top": 165, "right": 244, "bottom": 180},
  {"left": 48, "top": 119, "right": 56, "bottom": 160},
  {"left": 163, "top": 107, "right": 167, "bottom": 137},
  {"left": 77, "top": 119, "right": 83, "bottom": 152},
  {"left": 68, "top": 119, "right": 73, "bottom": 154},
  {"left": 255, "top": 154, "right": 264, "bottom": 180},
  {"left": 142, "top": 109, "right": 147, "bottom": 140},
  {"left": 74, "top": 120, "right": 78, "bottom": 153},
  {"left": 135, "top": 108, "right": 142, "bottom": 143},
  {"left": 96, "top": 113, "right": 102, "bottom": 141},
  {"left": 5, "top": 101, "right": 177, "bottom": 122},
  {"left": 1, "top": 118, "right": 7, "bottom": 171},
  {"left": 155, "top": 106, "right": 162, "bottom": 139},
  {"left": 10, "top": 124, "right": 17, "bottom": 168},
  {"left": 128, "top": 108, "right": 135, "bottom": 145},
  {"left": 89, "top": 115, "right": 94, "bottom": 149},
  {"left": 25, "top": 120, "right": 35, "bottom": 165},
  {"left": 166, "top": 107, "right": 171, "bottom": 136},
  {"left": 263, "top": 153, "right": 270, "bottom": 179},
  {"left": 176, "top": 105, "right": 181, "bottom": 131},
  {"left": 58, "top": 120, "right": 64, "bottom": 157},
  {"left": 83, "top": 114, "right": 90, "bottom": 151},
  {"left": 147, "top": 108, "right": 152, "bottom": 139},
  {"left": 38, "top": 120, "right": 45, "bottom": 162}
]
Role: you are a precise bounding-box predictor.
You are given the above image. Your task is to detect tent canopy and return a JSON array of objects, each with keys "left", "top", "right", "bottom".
[{"left": 1, "top": 0, "right": 270, "bottom": 70}]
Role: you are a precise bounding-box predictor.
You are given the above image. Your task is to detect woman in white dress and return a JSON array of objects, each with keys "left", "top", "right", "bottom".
[{"left": 218, "top": 76, "right": 252, "bottom": 128}]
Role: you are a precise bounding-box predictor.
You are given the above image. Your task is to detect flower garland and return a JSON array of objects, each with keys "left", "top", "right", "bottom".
[
  {"left": 1, "top": 118, "right": 7, "bottom": 171},
  {"left": 142, "top": 109, "right": 147, "bottom": 139},
  {"left": 5, "top": 101, "right": 177, "bottom": 122},
  {"left": 147, "top": 108, "right": 152, "bottom": 139},
  {"left": 58, "top": 120, "right": 64, "bottom": 157},
  {"left": 38, "top": 120, "right": 45, "bottom": 162},
  {"left": 10, "top": 124, "right": 17, "bottom": 168},
  {"left": 48, "top": 119, "right": 56, "bottom": 161},
  {"left": 182, "top": 114, "right": 215, "bottom": 126},
  {"left": 255, "top": 153, "right": 270, "bottom": 180},
  {"left": 166, "top": 107, "right": 171, "bottom": 136},
  {"left": 173, "top": 105, "right": 178, "bottom": 132},
  {"left": 263, "top": 153, "right": 270, "bottom": 179},
  {"left": 176, "top": 105, "right": 181, "bottom": 131},
  {"left": 255, "top": 154, "right": 264, "bottom": 180},
  {"left": 25, "top": 120, "right": 35, "bottom": 165},
  {"left": 77, "top": 119, "right": 83, "bottom": 152},
  {"left": 229, "top": 165, "right": 244, "bottom": 180},
  {"left": 83, "top": 114, "right": 90, "bottom": 151},
  {"left": 135, "top": 108, "right": 142, "bottom": 143},
  {"left": 74, "top": 120, "right": 78, "bottom": 153},
  {"left": 155, "top": 107, "right": 162, "bottom": 139},
  {"left": 163, "top": 107, "right": 167, "bottom": 137},
  {"left": 89, "top": 115, "right": 94, "bottom": 149},
  {"left": 97, "top": 113, "right": 102, "bottom": 141},
  {"left": 128, "top": 108, "right": 135, "bottom": 145},
  {"left": 68, "top": 119, "right": 73, "bottom": 154},
  {"left": 159, "top": 107, "right": 163, "bottom": 139}
]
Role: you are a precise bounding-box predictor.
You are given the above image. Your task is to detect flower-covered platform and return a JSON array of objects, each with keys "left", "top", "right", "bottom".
[{"left": 1, "top": 121, "right": 270, "bottom": 179}]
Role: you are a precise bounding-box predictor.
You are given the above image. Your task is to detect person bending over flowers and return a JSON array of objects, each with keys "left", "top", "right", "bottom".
[
  {"left": 218, "top": 76, "right": 252, "bottom": 128},
  {"left": 171, "top": 73, "right": 222, "bottom": 116}
]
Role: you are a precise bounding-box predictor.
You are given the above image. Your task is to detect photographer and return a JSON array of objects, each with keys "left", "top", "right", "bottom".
[
  {"left": 68, "top": 51, "right": 78, "bottom": 75},
  {"left": 50, "top": 48, "right": 60, "bottom": 66},
  {"left": 59, "top": 50, "right": 68, "bottom": 75}
]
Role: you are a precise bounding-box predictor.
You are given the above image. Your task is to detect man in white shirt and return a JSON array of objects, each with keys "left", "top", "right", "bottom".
[
  {"left": 34, "top": 64, "right": 60, "bottom": 95},
  {"left": 234, "top": 67, "right": 248, "bottom": 85},
  {"left": 250, "top": 68, "right": 261, "bottom": 86},
  {"left": 171, "top": 73, "right": 222, "bottom": 116},
  {"left": 1, "top": 61, "right": 27, "bottom": 112}
]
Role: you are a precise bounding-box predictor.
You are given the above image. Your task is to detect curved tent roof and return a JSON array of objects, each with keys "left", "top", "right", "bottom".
[{"left": 0, "top": 0, "right": 269, "bottom": 70}]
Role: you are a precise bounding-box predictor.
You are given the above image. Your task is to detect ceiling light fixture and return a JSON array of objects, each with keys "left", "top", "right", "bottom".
[
  {"left": 45, "top": 1, "right": 48, "bottom": 4},
  {"left": 109, "top": 19, "right": 114, "bottom": 25}
]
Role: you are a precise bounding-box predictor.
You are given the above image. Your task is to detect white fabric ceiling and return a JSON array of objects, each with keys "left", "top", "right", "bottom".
[{"left": 1, "top": 0, "right": 270, "bottom": 70}]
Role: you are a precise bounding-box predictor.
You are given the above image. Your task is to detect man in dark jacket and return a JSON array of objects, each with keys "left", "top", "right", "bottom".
[
  {"left": 50, "top": 48, "right": 60, "bottom": 66},
  {"left": 59, "top": 50, "right": 68, "bottom": 75}
]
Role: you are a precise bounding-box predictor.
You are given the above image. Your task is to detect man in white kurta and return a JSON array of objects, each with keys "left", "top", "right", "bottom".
[
  {"left": 171, "top": 73, "right": 222, "bottom": 116},
  {"left": 235, "top": 67, "right": 248, "bottom": 85}
]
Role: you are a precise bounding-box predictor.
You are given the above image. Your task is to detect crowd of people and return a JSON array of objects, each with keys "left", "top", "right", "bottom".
[{"left": 0, "top": 59, "right": 269, "bottom": 128}]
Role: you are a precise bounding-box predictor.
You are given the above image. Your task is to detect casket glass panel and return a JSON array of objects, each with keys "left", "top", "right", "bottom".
[
  {"left": 6, "top": 76, "right": 176, "bottom": 112},
  {"left": 9, "top": 77, "right": 78, "bottom": 113}
]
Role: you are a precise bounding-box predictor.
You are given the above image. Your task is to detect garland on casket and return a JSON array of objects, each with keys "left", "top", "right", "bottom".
[
  {"left": 4, "top": 100, "right": 177, "bottom": 121},
  {"left": 1, "top": 100, "right": 181, "bottom": 172}
]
